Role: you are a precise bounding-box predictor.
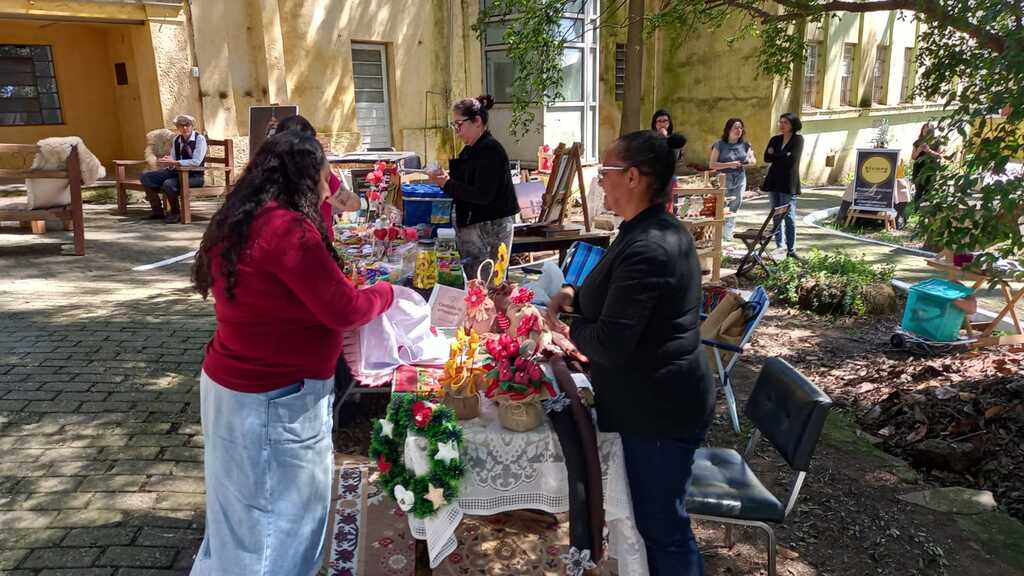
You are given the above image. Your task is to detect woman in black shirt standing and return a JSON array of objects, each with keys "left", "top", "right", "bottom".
[
  {"left": 428, "top": 95, "right": 520, "bottom": 279},
  {"left": 762, "top": 112, "right": 804, "bottom": 257},
  {"left": 547, "top": 130, "right": 714, "bottom": 576}
]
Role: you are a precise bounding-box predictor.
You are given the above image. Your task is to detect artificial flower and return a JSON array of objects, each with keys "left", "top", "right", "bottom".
[
  {"left": 411, "top": 400, "right": 434, "bottom": 428},
  {"left": 516, "top": 313, "right": 538, "bottom": 337},
  {"left": 377, "top": 454, "right": 392, "bottom": 474},
  {"left": 510, "top": 287, "right": 535, "bottom": 306}
]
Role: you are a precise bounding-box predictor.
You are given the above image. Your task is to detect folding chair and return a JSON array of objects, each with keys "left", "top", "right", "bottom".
[
  {"left": 686, "top": 357, "right": 832, "bottom": 576},
  {"left": 701, "top": 286, "right": 769, "bottom": 433},
  {"left": 561, "top": 241, "right": 606, "bottom": 287},
  {"left": 734, "top": 204, "right": 791, "bottom": 278}
]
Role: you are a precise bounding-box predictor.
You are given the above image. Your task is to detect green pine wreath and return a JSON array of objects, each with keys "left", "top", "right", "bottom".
[{"left": 369, "top": 393, "right": 465, "bottom": 518}]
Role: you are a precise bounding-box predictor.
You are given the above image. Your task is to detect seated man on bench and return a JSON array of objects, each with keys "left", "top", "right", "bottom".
[{"left": 140, "top": 114, "right": 207, "bottom": 223}]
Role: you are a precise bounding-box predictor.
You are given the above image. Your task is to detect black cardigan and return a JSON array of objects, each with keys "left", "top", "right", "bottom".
[
  {"left": 443, "top": 131, "right": 520, "bottom": 227},
  {"left": 762, "top": 133, "right": 804, "bottom": 196},
  {"left": 570, "top": 205, "right": 714, "bottom": 438}
]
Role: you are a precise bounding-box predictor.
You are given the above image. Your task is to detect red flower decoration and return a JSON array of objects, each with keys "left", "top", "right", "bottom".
[
  {"left": 403, "top": 227, "right": 419, "bottom": 241},
  {"left": 368, "top": 190, "right": 382, "bottom": 202},
  {"left": 412, "top": 401, "right": 433, "bottom": 428},
  {"left": 496, "top": 311, "right": 510, "bottom": 331},
  {"left": 510, "top": 287, "right": 535, "bottom": 305},
  {"left": 372, "top": 228, "right": 388, "bottom": 241},
  {"left": 516, "top": 313, "right": 538, "bottom": 337},
  {"left": 465, "top": 283, "right": 487, "bottom": 309},
  {"left": 387, "top": 227, "right": 400, "bottom": 241},
  {"left": 377, "top": 454, "right": 391, "bottom": 475}
]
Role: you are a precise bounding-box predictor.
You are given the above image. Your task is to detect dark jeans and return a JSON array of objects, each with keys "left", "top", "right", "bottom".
[
  {"left": 140, "top": 168, "right": 203, "bottom": 215},
  {"left": 768, "top": 191, "right": 797, "bottom": 252},
  {"left": 621, "top": 433, "right": 705, "bottom": 576}
]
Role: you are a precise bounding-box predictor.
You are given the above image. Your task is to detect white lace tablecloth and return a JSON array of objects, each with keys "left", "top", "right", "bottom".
[{"left": 406, "top": 397, "right": 649, "bottom": 575}]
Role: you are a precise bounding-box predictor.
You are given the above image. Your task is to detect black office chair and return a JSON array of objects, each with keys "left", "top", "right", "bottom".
[{"left": 686, "top": 357, "right": 832, "bottom": 576}]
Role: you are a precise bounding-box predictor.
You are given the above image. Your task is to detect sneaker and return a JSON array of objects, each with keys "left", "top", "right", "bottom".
[
  {"left": 786, "top": 250, "right": 799, "bottom": 259},
  {"left": 147, "top": 212, "right": 166, "bottom": 220},
  {"left": 163, "top": 213, "right": 181, "bottom": 224}
]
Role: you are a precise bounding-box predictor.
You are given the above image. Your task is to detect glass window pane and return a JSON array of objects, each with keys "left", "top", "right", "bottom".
[
  {"left": 558, "top": 48, "right": 583, "bottom": 102},
  {"left": 0, "top": 99, "right": 40, "bottom": 113},
  {"left": 485, "top": 50, "right": 516, "bottom": 103},
  {"left": 589, "top": 47, "right": 597, "bottom": 102},
  {"left": 354, "top": 90, "right": 385, "bottom": 103},
  {"left": 353, "top": 63, "right": 382, "bottom": 77},
  {"left": 34, "top": 61, "right": 54, "bottom": 77},
  {"left": 41, "top": 108, "right": 60, "bottom": 124},
  {"left": 0, "top": 85, "right": 37, "bottom": 98},
  {"left": 26, "top": 111, "right": 41, "bottom": 124},
  {"left": 545, "top": 108, "right": 583, "bottom": 148},
  {"left": 0, "top": 59, "right": 33, "bottom": 74},
  {"left": 564, "top": 0, "right": 585, "bottom": 14},
  {"left": 484, "top": 22, "right": 509, "bottom": 46},
  {"left": 37, "top": 78, "right": 57, "bottom": 93},
  {"left": 351, "top": 49, "right": 381, "bottom": 63},
  {"left": 30, "top": 45, "right": 51, "bottom": 61},
  {"left": 0, "top": 45, "right": 30, "bottom": 58},
  {"left": 39, "top": 93, "right": 59, "bottom": 108},
  {"left": 353, "top": 76, "right": 384, "bottom": 90},
  {"left": 556, "top": 18, "right": 583, "bottom": 42}
]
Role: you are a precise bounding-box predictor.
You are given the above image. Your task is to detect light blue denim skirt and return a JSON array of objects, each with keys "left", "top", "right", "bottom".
[{"left": 190, "top": 371, "right": 334, "bottom": 576}]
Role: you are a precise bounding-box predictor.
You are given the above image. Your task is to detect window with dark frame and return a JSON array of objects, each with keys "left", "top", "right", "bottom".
[
  {"left": 802, "top": 43, "right": 820, "bottom": 109},
  {"left": 615, "top": 43, "right": 625, "bottom": 102},
  {"left": 0, "top": 44, "right": 62, "bottom": 126},
  {"left": 840, "top": 43, "right": 856, "bottom": 107},
  {"left": 872, "top": 45, "right": 889, "bottom": 105},
  {"left": 900, "top": 47, "right": 915, "bottom": 103}
]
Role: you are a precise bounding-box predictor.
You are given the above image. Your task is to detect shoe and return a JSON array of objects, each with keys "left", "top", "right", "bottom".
[
  {"left": 786, "top": 250, "right": 799, "bottom": 259},
  {"left": 163, "top": 213, "right": 181, "bottom": 224},
  {"left": 147, "top": 212, "right": 166, "bottom": 220}
]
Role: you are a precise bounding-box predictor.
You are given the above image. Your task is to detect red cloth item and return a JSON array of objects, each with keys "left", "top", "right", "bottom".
[
  {"left": 320, "top": 172, "right": 342, "bottom": 241},
  {"left": 203, "top": 200, "right": 394, "bottom": 393}
]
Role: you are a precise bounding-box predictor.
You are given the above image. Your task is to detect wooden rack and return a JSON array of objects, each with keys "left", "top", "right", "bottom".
[{"left": 675, "top": 173, "right": 727, "bottom": 284}]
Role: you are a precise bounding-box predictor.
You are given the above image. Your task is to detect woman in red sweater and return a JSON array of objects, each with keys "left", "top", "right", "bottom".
[{"left": 189, "top": 130, "right": 394, "bottom": 576}]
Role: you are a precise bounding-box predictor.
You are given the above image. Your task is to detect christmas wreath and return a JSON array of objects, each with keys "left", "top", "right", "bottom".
[{"left": 369, "top": 393, "right": 465, "bottom": 518}]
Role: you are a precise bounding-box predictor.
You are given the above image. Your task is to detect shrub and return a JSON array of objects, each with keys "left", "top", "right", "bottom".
[{"left": 764, "top": 249, "right": 896, "bottom": 316}]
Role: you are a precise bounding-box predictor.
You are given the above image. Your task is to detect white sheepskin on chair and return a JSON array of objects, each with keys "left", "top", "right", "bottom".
[
  {"left": 26, "top": 136, "right": 106, "bottom": 210},
  {"left": 144, "top": 128, "right": 175, "bottom": 169}
]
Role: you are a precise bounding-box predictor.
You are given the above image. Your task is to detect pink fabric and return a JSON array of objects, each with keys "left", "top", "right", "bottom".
[{"left": 321, "top": 172, "right": 342, "bottom": 241}]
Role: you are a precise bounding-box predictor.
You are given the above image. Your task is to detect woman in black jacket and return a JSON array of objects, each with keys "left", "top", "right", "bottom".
[
  {"left": 428, "top": 95, "right": 520, "bottom": 278},
  {"left": 547, "top": 130, "right": 714, "bottom": 576},
  {"left": 762, "top": 112, "right": 804, "bottom": 257}
]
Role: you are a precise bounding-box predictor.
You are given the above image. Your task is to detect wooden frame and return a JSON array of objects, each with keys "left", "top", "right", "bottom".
[
  {"left": 845, "top": 208, "right": 896, "bottom": 231},
  {"left": 114, "top": 136, "right": 234, "bottom": 224},
  {"left": 0, "top": 143, "right": 85, "bottom": 256},
  {"left": 537, "top": 142, "right": 590, "bottom": 232},
  {"left": 676, "top": 173, "right": 727, "bottom": 283}
]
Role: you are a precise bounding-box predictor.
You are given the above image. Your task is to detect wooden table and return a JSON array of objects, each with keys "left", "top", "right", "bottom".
[
  {"left": 512, "top": 230, "right": 613, "bottom": 264},
  {"left": 926, "top": 259, "right": 1024, "bottom": 347}
]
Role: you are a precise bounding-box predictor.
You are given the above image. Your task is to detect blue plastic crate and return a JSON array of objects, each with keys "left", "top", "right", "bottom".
[
  {"left": 401, "top": 184, "right": 452, "bottom": 231},
  {"left": 901, "top": 278, "right": 974, "bottom": 342}
]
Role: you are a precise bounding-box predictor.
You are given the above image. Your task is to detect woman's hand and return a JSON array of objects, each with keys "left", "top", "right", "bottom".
[
  {"left": 545, "top": 287, "right": 575, "bottom": 336},
  {"left": 426, "top": 168, "right": 449, "bottom": 188}
]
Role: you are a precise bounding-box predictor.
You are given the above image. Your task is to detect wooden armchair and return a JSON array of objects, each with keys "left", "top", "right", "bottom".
[
  {"left": 114, "top": 136, "right": 234, "bottom": 224},
  {"left": 0, "top": 143, "right": 85, "bottom": 255}
]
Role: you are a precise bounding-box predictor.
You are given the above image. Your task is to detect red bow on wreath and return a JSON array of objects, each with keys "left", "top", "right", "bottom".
[
  {"left": 411, "top": 401, "right": 434, "bottom": 429},
  {"left": 377, "top": 454, "right": 392, "bottom": 474}
]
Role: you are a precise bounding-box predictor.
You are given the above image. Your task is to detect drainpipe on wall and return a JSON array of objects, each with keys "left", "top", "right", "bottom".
[{"left": 183, "top": 0, "right": 206, "bottom": 133}]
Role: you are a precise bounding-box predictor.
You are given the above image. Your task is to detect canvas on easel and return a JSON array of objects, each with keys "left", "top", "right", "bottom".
[
  {"left": 534, "top": 142, "right": 591, "bottom": 232},
  {"left": 249, "top": 104, "right": 299, "bottom": 157}
]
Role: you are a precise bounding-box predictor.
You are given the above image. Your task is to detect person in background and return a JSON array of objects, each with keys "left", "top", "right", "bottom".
[
  {"left": 189, "top": 130, "right": 394, "bottom": 576},
  {"left": 141, "top": 114, "right": 207, "bottom": 223},
  {"left": 546, "top": 130, "right": 714, "bottom": 576},
  {"left": 651, "top": 109, "right": 689, "bottom": 176},
  {"left": 911, "top": 122, "right": 945, "bottom": 204},
  {"left": 709, "top": 118, "right": 755, "bottom": 241},
  {"left": 275, "top": 114, "right": 361, "bottom": 240},
  {"left": 427, "top": 95, "right": 520, "bottom": 279},
  {"left": 763, "top": 112, "right": 804, "bottom": 258}
]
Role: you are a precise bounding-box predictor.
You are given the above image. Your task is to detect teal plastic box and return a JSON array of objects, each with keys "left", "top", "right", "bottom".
[{"left": 901, "top": 278, "right": 974, "bottom": 342}]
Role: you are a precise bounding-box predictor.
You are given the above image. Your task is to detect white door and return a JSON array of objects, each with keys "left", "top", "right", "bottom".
[{"left": 351, "top": 44, "right": 392, "bottom": 149}]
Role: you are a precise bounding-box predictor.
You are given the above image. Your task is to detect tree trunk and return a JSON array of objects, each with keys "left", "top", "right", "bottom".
[{"left": 619, "top": 0, "right": 645, "bottom": 136}]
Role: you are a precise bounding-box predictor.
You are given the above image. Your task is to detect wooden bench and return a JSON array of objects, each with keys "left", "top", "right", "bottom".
[
  {"left": 0, "top": 143, "right": 85, "bottom": 256},
  {"left": 114, "top": 136, "right": 234, "bottom": 224}
]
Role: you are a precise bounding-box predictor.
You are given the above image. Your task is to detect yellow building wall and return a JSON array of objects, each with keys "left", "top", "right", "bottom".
[
  {"left": 191, "top": 0, "right": 469, "bottom": 167},
  {"left": 0, "top": 20, "right": 125, "bottom": 165}
]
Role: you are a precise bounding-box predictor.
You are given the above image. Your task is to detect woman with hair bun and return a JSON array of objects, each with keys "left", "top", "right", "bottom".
[
  {"left": 546, "top": 130, "right": 713, "bottom": 575},
  {"left": 427, "top": 95, "right": 520, "bottom": 279}
]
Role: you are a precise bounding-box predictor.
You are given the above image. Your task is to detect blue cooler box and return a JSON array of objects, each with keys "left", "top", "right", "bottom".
[
  {"left": 401, "top": 184, "right": 452, "bottom": 232},
  {"left": 901, "top": 278, "right": 974, "bottom": 342}
]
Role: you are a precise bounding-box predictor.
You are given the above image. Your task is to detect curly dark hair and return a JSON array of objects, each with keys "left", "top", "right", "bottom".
[{"left": 192, "top": 130, "right": 338, "bottom": 301}]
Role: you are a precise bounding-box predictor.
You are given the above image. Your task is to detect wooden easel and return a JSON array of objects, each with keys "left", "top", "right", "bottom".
[
  {"left": 926, "top": 258, "right": 1024, "bottom": 347},
  {"left": 537, "top": 142, "right": 591, "bottom": 232},
  {"left": 846, "top": 208, "right": 897, "bottom": 231},
  {"left": 675, "top": 173, "right": 726, "bottom": 284}
]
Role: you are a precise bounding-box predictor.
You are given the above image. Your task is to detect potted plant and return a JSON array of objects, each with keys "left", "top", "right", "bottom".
[{"left": 481, "top": 334, "right": 555, "bottom": 432}]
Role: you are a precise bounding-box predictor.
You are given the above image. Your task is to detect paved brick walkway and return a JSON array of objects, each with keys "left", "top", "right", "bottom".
[{"left": 1, "top": 203, "right": 214, "bottom": 575}]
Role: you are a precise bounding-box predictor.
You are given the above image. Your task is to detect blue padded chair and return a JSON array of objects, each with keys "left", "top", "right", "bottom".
[
  {"left": 702, "top": 286, "right": 770, "bottom": 433},
  {"left": 686, "top": 357, "right": 832, "bottom": 576}
]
